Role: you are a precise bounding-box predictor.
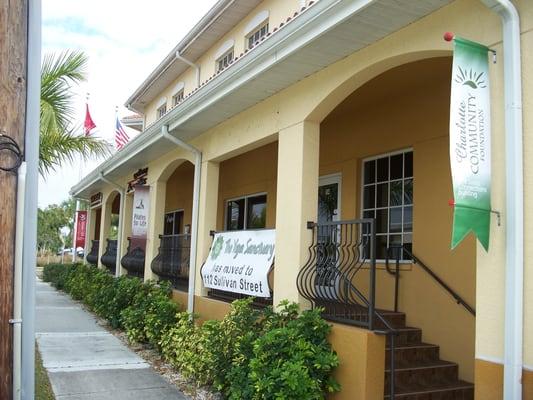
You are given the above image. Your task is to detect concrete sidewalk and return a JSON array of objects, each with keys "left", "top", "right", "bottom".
[{"left": 36, "top": 279, "right": 188, "bottom": 400}]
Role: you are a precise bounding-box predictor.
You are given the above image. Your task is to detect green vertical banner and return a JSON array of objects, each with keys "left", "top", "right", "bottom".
[{"left": 449, "top": 37, "right": 491, "bottom": 251}]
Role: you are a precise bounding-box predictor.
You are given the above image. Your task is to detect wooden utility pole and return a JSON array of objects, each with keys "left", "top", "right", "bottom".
[{"left": 0, "top": 0, "right": 28, "bottom": 398}]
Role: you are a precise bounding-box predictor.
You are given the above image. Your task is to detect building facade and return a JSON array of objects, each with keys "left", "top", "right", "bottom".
[{"left": 71, "top": 0, "right": 533, "bottom": 398}]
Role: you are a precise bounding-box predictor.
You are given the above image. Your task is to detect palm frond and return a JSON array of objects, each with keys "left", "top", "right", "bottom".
[
  {"left": 40, "top": 51, "right": 88, "bottom": 133},
  {"left": 39, "top": 128, "right": 111, "bottom": 177}
]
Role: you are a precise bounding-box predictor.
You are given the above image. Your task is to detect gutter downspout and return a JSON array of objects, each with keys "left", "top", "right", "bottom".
[
  {"left": 161, "top": 125, "right": 202, "bottom": 315},
  {"left": 176, "top": 51, "right": 201, "bottom": 87},
  {"left": 12, "top": 163, "right": 26, "bottom": 400},
  {"left": 100, "top": 174, "right": 126, "bottom": 278},
  {"left": 21, "top": 0, "right": 41, "bottom": 398},
  {"left": 480, "top": 1, "right": 524, "bottom": 398}
]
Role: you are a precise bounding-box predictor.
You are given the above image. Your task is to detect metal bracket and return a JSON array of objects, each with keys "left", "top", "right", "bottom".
[
  {"left": 9, "top": 319, "right": 22, "bottom": 324},
  {"left": 491, "top": 209, "right": 501, "bottom": 226}
]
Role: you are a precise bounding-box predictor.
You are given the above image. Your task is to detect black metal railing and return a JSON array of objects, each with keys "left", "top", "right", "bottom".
[
  {"left": 86, "top": 240, "right": 99, "bottom": 266},
  {"left": 385, "top": 244, "right": 476, "bottom": 317},
  {"left": 151, "top": 234, "right": 191, "bottom": 291},
  {"left": 120, "top": 237, "right": 145, "bottom": 278},
  {"left": 297, "top": 219, "right": 398, "bottom": 399},
  {"left": 100, "top": 239, "right": 118, "bottom": 275}
]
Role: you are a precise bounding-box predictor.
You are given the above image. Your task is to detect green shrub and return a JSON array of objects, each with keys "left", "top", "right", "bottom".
[
  {"left": 42, "top": 263, "right": 77, "bottom": 290},
  {"left": 247, "top": 306, "right": 340, "bottom": 399},
  {"left": 160, "top": 312, "right": 200, "bottom": 377},
  {"left": 121, "top": 280, "right": 177, "bottom": 345},
  {"left": 42, "top": 263, "right": 340, "bottom": 399}
]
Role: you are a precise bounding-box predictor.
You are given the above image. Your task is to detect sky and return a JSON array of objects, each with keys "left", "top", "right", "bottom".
[{"left": 39, "top": 0, "right": 218, "bottom": 208}]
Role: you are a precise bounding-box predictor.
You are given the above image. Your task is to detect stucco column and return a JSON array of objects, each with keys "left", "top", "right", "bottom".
[
  {"left": 144, "top": 180, "right": 166, "bottom": 281},
  {"left": 118, "top": 193, "right": 133, "bottom": 276},
  {"left": 195, "top": 160, "right": 220, "bottom": 297},
  {"left": 97, "top": 200, "right": 112, "bottom": 270},
  {"left": 274, "top": 121, "right": 319, "bottom": 306},
  {"left": 83, "top": 207, "right": 92, "bottom": 265}
]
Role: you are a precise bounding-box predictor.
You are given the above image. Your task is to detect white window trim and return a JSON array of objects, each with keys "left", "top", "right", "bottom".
[
  {"left": 157, "top": 104, "right": 167, "bottom": 118},
  {"left": 224, "top": 192, "right": 268, "bottom": 231},
  {"left": 244, "top": 10, "right": 269, "bottom": 37},
  {"left": 359, "top": 148, "right": 414, "bottom": 263},
  {"left": 246, "top": 21, "right": 269, "bottom": 49},
  {"left": 216, "top": 48, "right": 234, "bottom": 72},
  {"left": 172, "top": 90, "right": 184, "bottom": 106}
]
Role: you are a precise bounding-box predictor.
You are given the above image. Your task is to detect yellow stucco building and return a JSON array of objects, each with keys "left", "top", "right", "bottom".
[{"left": 71, "top": 0, "right": 532, "bottom": 398}]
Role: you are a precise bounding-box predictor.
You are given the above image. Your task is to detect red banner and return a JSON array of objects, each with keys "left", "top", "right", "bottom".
[{"left": 75, "top": 211, "right": 88, "bottom": 249}]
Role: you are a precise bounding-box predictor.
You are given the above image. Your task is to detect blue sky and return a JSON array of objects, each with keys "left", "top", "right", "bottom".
[{"left": 39, "top": 0, "right": 217, "bottom": 207}]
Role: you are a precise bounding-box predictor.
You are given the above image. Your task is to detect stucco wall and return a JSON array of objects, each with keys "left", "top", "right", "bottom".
[
  {"left": 164, "top": 161, "right": 195, "bottom": 227},
  {"left": 216, "top": 142, "right": 278, "bottom": 230},
  {"left": 144, "top": 0, "right": 305, "bottom": 125}
]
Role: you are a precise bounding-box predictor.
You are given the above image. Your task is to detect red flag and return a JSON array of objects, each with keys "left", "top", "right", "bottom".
[
  {"left": 84, "top": 104, "right": 96, "bottom": 136},
  {"left": 75, "top": 211, "right": 87, "bottom": 248}
]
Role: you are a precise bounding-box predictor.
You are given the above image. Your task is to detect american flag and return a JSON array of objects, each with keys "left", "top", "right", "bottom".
[{"left": 115, "top": 117, "right": 130, "bottom": 150}]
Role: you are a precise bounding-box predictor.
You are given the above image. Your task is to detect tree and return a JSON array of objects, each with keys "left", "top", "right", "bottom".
[
  {"left": 40, "top": 51, "right": 111, "bottom": 176},
  {"left": 37, "top": 198, "right": 80, "bottom": 256}
]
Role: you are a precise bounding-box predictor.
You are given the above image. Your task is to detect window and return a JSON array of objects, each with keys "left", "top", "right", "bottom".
[
  {"left": 247, "top": 22, "right": 269, "bottom": 49},
  {"left": 172, "top": 90, "right": 184, "bottom": 106},
  {"left": 225, "top": 194, "right": 267, "bottom": 230},
  {"left": 362, "top": 150, "right": 413, "bottom": 260},
  {"left": 216, "top": 49, "right": 234, "bottom": 72},
  {"left": 164, "top": 210, "right": 184, "bottom": 235},
  {"left": 157, "top": 104, "right": 167, "bottom": 119}
]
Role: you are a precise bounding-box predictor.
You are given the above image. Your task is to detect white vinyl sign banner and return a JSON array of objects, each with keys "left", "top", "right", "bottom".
[
  {"left": 201, "top": 229, "right": 275, "bottom": 297},
  {"left": 131, "top": 185, "right": 150, "bottom": 238}
]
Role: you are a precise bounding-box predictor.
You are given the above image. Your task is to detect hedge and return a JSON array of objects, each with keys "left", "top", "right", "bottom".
[{"left": 43, "top": 263, "right": 340, "bottom": 399}]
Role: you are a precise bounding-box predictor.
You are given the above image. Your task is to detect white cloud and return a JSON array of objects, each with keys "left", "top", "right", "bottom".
[{"left": 39, "top": 0, "right": 217, "bottom": 207}]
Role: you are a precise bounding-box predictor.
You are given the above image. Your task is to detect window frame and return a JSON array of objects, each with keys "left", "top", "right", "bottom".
[
  {"left": 360, "top": 148, "right": 413, "bottom": 262},
  {"left": 157, "top": 103, "right": 167, "bottom": 119},
  {"left": 163, "top": 209, "right": 184, "bottom": 236},
  {"left": 172, "top": 90, "right": 184, "bottom": 107},
  {"left": 216, "top": 48, "right": 234, "bottom": 72},
  {"left": 224, "top": 192, "right": 268, "bottom": 231},
  {"left": 246, "top": 21, "right": 269, "bottom": 50}
]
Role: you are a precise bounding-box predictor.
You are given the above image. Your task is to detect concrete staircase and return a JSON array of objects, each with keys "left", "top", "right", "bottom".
[{"left": 380, "top": 311, "right": 474, "bottom": 400}]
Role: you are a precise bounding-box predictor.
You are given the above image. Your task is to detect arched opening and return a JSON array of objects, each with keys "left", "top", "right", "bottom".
[
  {"left": 86, "top": 207, "right": 102, "bottom": 266},
  {"left": 101, "top": 191, "right": 121, "bottom": 275},
  {"left": 150, "top": 160, "right": 195, "bottom": 293},
  {"left": 301, "top": 57, "right": 476, "bottom": 395}
]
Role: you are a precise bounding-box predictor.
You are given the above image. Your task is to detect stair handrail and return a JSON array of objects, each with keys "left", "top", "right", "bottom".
[
  {"left": 385, "top": 244, "right": 476, "bottom": 317},
  {"left": 298, "top": 220, "right": 398, "bottom": 399}
]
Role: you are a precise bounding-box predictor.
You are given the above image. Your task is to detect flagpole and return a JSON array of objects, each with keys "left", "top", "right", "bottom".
[{"left": 74, "top": 92, "right": 91, "bottom": 263}]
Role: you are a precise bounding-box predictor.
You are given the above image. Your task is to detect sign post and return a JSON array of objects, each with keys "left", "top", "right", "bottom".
[
  {"left": 449, "top": 36, "right": 492, "bottom": 251},
  {"left": 201, "top": 230, "right": 275, "bottom": 298}
]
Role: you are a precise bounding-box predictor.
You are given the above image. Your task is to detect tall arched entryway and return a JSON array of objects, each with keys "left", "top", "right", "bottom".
[
  {"left": 301, "top": 57, "right": 476, "bottom": 397},
  {"left": 149, "top": 160, "right": 195, "bottom": 295},
  {"left": 100, "top": 191, "right": 121, "bottom": 274}
]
